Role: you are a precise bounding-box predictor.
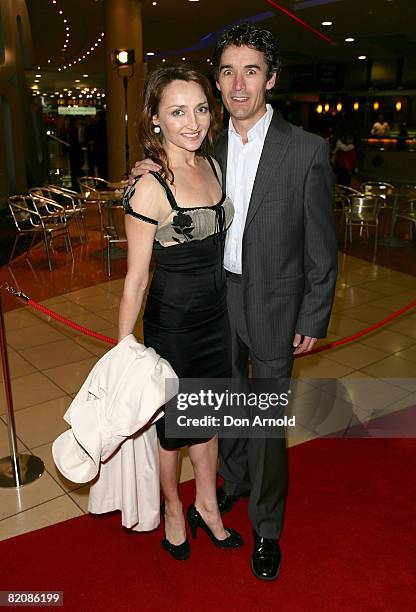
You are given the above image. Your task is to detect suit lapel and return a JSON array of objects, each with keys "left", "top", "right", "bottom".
[
  {"left": 215, "top": 130, "right": 228, "bottom": 191},
  {"left": 244, "top": 114, "right": 292, "bottom": 231}
]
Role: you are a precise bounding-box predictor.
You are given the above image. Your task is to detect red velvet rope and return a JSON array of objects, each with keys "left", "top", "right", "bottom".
[
  {"left": 28, "top": 299, "right": 117, "bottom": 346},
  {"left": 26, "top": 297, "right": 416, "bottom": 357},
  {"left": 297, "top": 299, "right": 416, "bottom": 358}
]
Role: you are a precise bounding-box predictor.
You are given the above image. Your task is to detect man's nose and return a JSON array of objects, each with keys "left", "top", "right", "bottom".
[{"left": 233, "top": 73, "right": 244, "bottom": 91}]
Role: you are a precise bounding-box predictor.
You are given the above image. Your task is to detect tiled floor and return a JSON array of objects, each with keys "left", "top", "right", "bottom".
[{"left": 0, "top": 237, "right": 415, "bottom": 541}]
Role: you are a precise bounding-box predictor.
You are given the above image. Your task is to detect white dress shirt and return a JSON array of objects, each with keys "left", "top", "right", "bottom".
[{"left": 224, "top": 104, "right": 274, "bottom": 274}]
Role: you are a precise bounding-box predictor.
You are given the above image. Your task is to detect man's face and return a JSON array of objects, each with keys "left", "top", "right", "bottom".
[{"left": 216, "top": 45, "right": 276, "bottom": 125}]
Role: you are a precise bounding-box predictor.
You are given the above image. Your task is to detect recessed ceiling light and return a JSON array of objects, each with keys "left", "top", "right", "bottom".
[
  {"left": 34, "top": 80, "right": 39, "bottom": 83},
  {"left": 83, "top": 74, "right": 89, "bottom": 77},
  {"left": 345, "top": 37, "right": 355, "bottom": 42},
  {"left": 162, "top": 58, "right": 166, "bottom": 63},
  {"left": 321, "top": 21, "right": 333, "bottom": 26},
  {"left": 146, "top": 52, "right": 155, "bottom": 56},
  {"left": 35, "top": 73, "right": 41, "bottom": 77},
  {"left": 182, "top": 57, "right": 186, "bottom": 61},
  {"left": 188, "top": 1, "right": 199, "bottom": 2},
  {"left": 152, "top": 1, "right": 157, "bottom": 4},
  {"left": 75, "top": 79, "right": 81, "bottom": 82},
  {"left": 358, "top": 55, "right": 367, "bottom": 60}
]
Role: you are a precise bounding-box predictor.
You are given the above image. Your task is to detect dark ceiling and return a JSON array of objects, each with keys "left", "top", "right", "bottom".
[{"left": 26, "top": 0, "right": 416, "bottom": 95}]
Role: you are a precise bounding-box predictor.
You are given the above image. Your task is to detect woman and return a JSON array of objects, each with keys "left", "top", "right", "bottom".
[{"left": 119, "top": 64, "right": 241, "bottom": 560}]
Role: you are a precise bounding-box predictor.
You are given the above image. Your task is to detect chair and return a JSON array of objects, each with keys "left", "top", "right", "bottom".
[
  {"left": 397, "top": 198, "right": 416, "bottom": 240},
  {"left": 78, "top": 176, "right": 115, "bottom": 239},
  {"left": 334, "top": 185, "right": 364, "bottom": 241},
  {"left": 361, "top": 181, "right": 394, "bottom": 203},
  {"left": 103, "top": 204, "right": 127, "bottom": 277},
  {"left": 343, "top": 195, "right": 382, "bottom": 255},
  {"left": 8, "top": 195, "right": 74, "bottom": 270},
  {"left": 30, "top": 186, "right": 87, "bottom": 242}
]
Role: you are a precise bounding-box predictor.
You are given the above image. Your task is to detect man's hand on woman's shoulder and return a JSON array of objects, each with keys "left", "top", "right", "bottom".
[{"left": 128, "top": 159, "right": 162, "bottom": 184}]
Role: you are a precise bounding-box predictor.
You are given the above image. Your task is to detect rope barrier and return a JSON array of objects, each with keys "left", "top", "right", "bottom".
[
  {"left": 1, "top": 282, "right": 415, "bottom": 356},
  {"left": 297, "top": 299, "right": 416, "bottom": 358},
  {"left": 28, "top": 300, "right": 117, "bottom": 346}
]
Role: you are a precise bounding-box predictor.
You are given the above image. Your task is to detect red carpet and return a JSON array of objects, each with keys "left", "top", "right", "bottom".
[{"left": 2, "top": 438, "right": 415, "bottom": 611}]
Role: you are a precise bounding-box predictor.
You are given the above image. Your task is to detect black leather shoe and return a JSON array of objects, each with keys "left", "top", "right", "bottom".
[
  {"left": 250, "top": 530, "right": 281, "bottom": 581},
  {"left": 186, "top": 504, "right": 243, "bottom": 548},
  {"left": 217, "top": 487, "right": 250, "bottom": 514},
  {"left": 160, "top": 501, "right": 190, "bottom": 561}
]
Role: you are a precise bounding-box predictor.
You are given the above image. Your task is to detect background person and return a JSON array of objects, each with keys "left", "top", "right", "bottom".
[{"left": 371, "top": 114, "right": 390, "bottom": 137}]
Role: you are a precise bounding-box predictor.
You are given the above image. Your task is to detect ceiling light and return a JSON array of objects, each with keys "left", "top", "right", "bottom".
[
  {"left": 146, "top": 52, "right": 155, "bottom": 56},
  {"left": 321, "top": 21, "right": 333, "bottom": 26},
  {"left": 182, "top": 57, "right": 186, "bottom": 61},
  {"left": 353, "top": 101, "right": 359, "bottom": 111},
  {"left": 316, "top": 104, "right": 323, "bottom": 114},
  {"left": 162, "top": 58, "right": 166, "bottom": 63},
  {"left": 34, "top": 80, "right": 39, "bottom": 83},
  {"left": 47, "top": 59, "right": 51, "bottom": 63},
  {"left": 75, "top": 79, "right": 81, "bottom": 83},
  {"left": 59, "top": 9, "right": 63, "bottom": 14},
  {"left": 358, "top": 55, "right": 367, "bottom": 60},
  {"left": 152, "top": 1, "right": 157, "bottom": 4},
  {"left": 324, "top": 103, "right": 330, "bottom": 112},
  {"left": 83, "top": 74, "right": 89, "bottom": 77},
  {"left": 395, "top": 100, "right": 402, "bottom": 112},
  {"left": 345, "top": 37, "right": 355, "bottom": 42},
  {"left": 336, "top": 102, "right": 343, "bottom": 112},
  {"left": 35, "top": 74, "right": 41, "bottom": 77},
  {"left": 373, "top": 101, "right": 379, "bottom": 111}
]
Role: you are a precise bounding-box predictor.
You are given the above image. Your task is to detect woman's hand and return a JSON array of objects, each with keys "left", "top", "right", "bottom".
[{"left": 129, "top": 159, "right": 162, "bottom": 184}]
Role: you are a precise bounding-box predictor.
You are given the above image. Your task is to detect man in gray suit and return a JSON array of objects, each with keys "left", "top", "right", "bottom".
[
  {"left": 212, "top": 24, "right": 337, "bottom": 581},
  {"left": 131, "top": 23, "right": 337, "bottom": 581}
]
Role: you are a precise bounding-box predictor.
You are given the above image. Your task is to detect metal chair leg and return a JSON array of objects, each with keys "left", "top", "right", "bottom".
[
  {"left": 8, "top": 235, "right": 19, "bottom": 264},
  {"left": 80, "top": 207, "right": 88, "bottom": 241},
  {"left": 42, "top": 230, "right": 53, "bottom": 271},
  {"left": 106, "top": 238, "right": 112, "bottom": 277},
  {"left": 26, "top": 232, "right": 37, "bottom": 258},
  {"left": 66, "top": 229, "right": 74, "bottom": 261}
]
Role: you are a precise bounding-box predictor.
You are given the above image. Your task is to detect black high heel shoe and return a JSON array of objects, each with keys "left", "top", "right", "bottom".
[
  {"left": 186, "top": 504, "right": 243, "bottom": 548},
  {"left": 160, "top": 500, "right": 190, "bottom": 561}
]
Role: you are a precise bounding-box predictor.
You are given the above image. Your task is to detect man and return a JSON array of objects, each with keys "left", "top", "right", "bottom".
[
  {"left": 131, "top": 24, "right": 337, "bottom": 581},
  {"left": 371, "top": 114, "right": 390, "bottom": 137}
]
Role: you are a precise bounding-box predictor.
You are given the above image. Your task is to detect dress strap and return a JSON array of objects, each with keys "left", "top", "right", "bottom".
[
  {"left": 149, "top": 171, "right": 178, "bottom": 210},
  {"left": 206, "top": 156, "right": 221, "bottom": 185}
]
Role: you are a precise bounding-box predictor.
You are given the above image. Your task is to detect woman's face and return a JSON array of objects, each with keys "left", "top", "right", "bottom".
[{"left": 152, "top": 80, "right": 211, "bottom": 154}]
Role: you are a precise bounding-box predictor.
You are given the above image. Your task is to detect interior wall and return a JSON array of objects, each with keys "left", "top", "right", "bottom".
[{"left": 0, "top": 0, "right": 47, "bottom": 210}]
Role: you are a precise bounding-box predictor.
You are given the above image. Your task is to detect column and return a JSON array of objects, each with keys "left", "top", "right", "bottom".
[{"left": 104, "top": 0, "right": 144, "bottom": 181}]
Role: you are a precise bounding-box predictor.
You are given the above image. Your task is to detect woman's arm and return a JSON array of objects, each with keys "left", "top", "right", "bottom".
[{"left": 118, "top": 175, "right": 163, "bottom": 342}]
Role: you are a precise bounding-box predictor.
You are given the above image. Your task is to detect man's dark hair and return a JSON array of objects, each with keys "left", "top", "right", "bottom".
[{"left": 212, "top": 23, "right": 282, "bottom": 81}]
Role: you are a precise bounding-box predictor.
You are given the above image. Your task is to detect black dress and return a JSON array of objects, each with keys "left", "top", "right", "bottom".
[{"left": 123, "top": 157, "right": 234, "bottom": 449}]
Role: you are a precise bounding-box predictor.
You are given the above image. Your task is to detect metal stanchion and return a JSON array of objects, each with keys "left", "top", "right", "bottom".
[{"left": 0, "top": 287, "right": 44, "bottom": 488}]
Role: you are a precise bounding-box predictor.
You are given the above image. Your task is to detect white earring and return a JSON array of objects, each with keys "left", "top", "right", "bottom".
[{"left": 154, "top": 125, "right": 161, "bottom": 134}]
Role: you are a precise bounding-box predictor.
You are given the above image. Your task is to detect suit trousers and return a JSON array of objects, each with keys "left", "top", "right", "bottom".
[{"left": 219, "top": 273, "right": 294, "bottom": 539}]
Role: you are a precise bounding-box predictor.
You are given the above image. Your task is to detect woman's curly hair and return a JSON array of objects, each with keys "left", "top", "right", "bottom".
[{"left": 138, "top": 63, "right": 221, "bottom": 183}]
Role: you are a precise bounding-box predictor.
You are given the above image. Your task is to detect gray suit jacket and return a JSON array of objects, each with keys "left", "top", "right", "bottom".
[{"left": 215, "top": 113, "right": 338, "bottom": 360}]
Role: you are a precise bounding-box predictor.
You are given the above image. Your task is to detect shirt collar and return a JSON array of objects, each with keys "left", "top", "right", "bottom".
[{"left": 228, "top": 104, "right": 274, "bottom": 143}]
